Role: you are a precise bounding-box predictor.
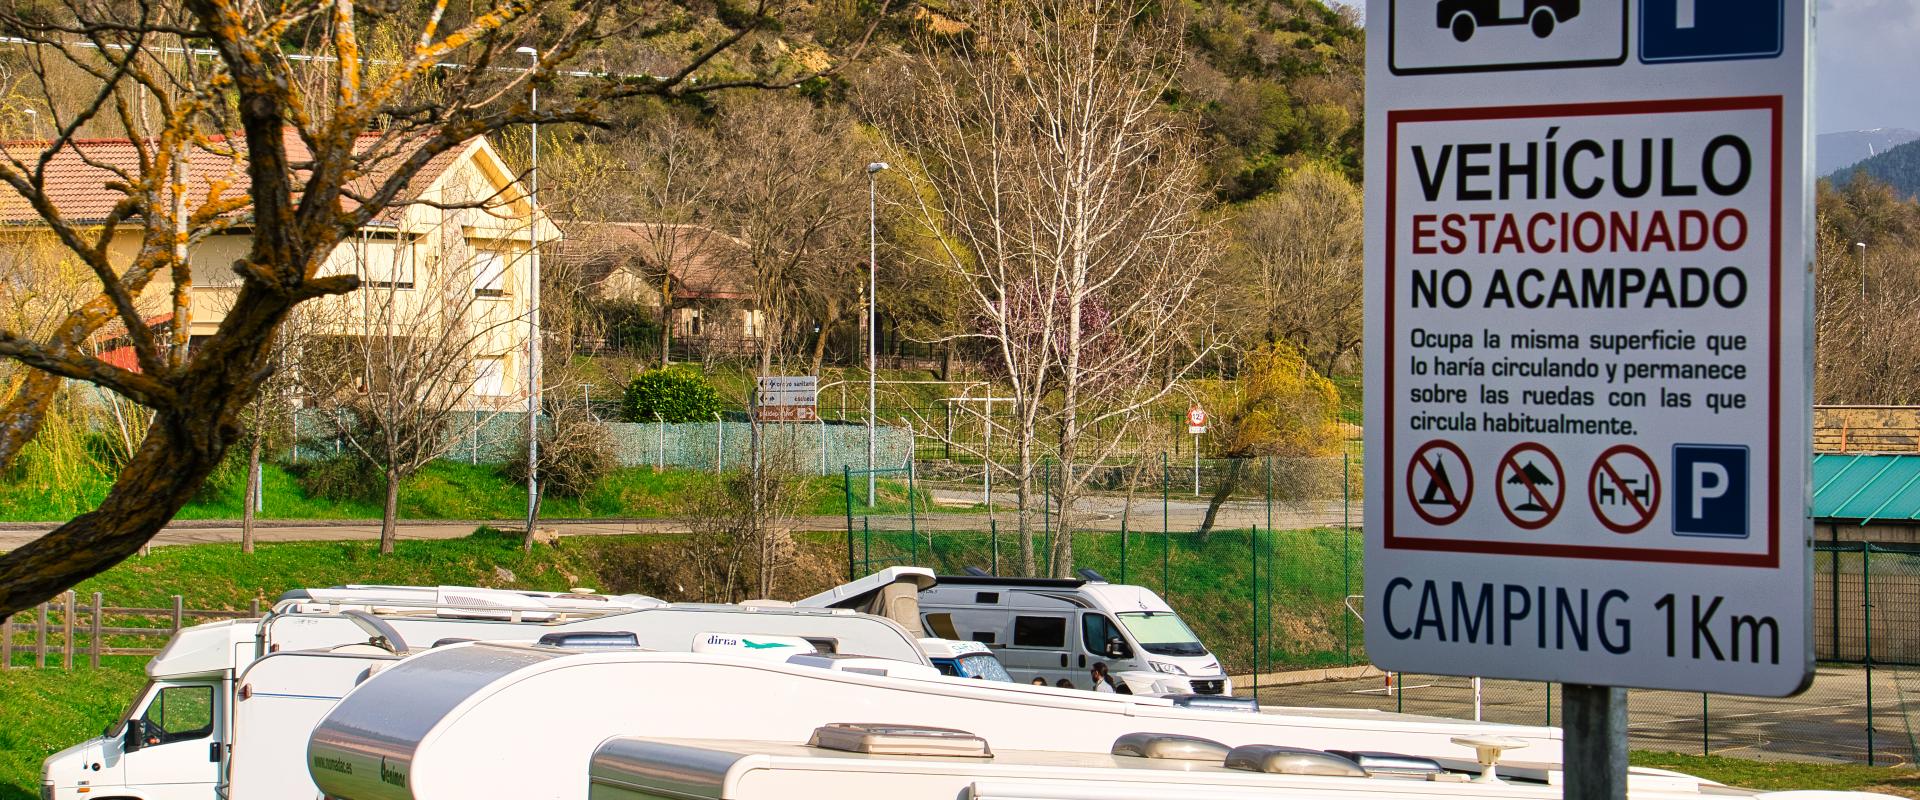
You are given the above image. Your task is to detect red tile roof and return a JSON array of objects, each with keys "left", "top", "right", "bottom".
[
  {"left": 554, "top": 221, "right": 754, "bottom": 301},
  {"left": 0, "top": 129, "right": 472, "bottom": 227}
]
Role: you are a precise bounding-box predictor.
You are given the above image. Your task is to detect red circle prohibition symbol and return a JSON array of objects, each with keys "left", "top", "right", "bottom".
[
  {"left": 1587, "top": 444, "right": 1662, "bottom": 534},
  {"left": 1406, "top": 439, "right": 1472, "bottom": 526},
  {"left": 1496, "top": 442, "right": 1565, "bottom": 531}
]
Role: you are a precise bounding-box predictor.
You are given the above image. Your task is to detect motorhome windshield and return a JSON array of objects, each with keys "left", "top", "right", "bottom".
[
  {"left": 957, "top": 653, "right": 1013, "bottom": 682},
  {"left": 1117, "top": 612, "right": 1205, "bottom": 656}
]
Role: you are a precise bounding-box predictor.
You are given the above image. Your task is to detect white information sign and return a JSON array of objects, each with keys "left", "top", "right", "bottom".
[
  {"left": 1363, "top": 0, "right": 1812, "bottom": 696},
  {"left": 755, "top": 376, "right": 819, "bottom": 422}
]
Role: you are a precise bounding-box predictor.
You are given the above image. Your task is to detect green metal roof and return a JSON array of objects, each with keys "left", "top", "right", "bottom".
[{"left": 1814, "top": 453, "right": 1920, "bottom": 524}]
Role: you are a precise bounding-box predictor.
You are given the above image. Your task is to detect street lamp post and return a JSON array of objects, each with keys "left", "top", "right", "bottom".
[
  {"left": 867, "top": 162, "right": 888, "bottom": 508},
  {"left": 1857, "top": 241, "right": 1868, "bottom": 301},
  {"left": 519, "top": 46, "right": 542, "bottom": 538}
]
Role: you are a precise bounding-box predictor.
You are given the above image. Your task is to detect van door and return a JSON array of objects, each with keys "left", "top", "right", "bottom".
[
  {"left": 1080, "top": 613, "right": 1133, "bottom": 673},
  {"left": 123, "top": 682, "right": 222, "bottom": 799},
  {"left": 1002, "top": 614, "right": 1071, "bottom": 687}
]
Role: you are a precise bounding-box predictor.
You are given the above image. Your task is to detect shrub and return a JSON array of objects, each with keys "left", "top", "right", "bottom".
[
  {"left": 508, "top": 406, "right": 618, "bottom": 499},
  {"left": 620, "top": 366, "right": 725, "bottom": 423},
  {"left": 291, "top": 454, "right": 384, "bottom": 504}
]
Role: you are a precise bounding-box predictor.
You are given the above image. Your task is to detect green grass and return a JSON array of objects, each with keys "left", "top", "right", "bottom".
[
  {"left": 0, "top": 460, "right": 943, "bottom": 524},
  {"left": 0, "top": 658, "right": 148, "bottom": 800},
  {"left": 1631, "top": 751, "right": 1920, "bottom": 796}
]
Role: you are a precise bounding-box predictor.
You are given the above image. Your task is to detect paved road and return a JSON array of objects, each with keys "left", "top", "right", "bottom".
[
  {"left": 0, "top": 491, "right": 1362, "bottom": 551},
  {"left": 1254, "top": 666, "right": 1917, "bottom": 765}
]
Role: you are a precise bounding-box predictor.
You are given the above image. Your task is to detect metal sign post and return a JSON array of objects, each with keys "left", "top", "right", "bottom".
[
  {"left": 1187, "top": 404, "right": 1208, "bottom": 497},
  {"left": 1363, "top": 0, "right": 1812, "bottom": 797}
]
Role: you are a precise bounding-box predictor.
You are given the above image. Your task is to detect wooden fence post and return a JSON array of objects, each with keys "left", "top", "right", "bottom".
[
  {"left": 90, "top": 592, "right": 103, "bottom": 669},
  {"left": 250, "top": 598, "right": 262, "bottom": 617},
  {"left": 2, "top": 613, "right": 12, "bottom": 669},
  {"left": 62, "top": 592, "right": 75, "bottom": 670},
  {"left": 171, "top": 595, "right": 184, "bottom": 635},
  {"left": 35, "top": 602, "right": 48, "bottom": 668}
]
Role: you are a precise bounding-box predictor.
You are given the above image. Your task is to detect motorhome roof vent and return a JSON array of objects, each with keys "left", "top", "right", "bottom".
[
  {"left": 1327, "top": 750, "right": 1445, "bottom": 776},
  {"left": 1167, "top": 694, "right": 1261, "bottom": 713},
  {"left": 1111, "top": 733, "right": 1231, "bottom": 761},
  {"left": 808, "top": 723, "right": 993, "bottom": 758},
  {"left": 1224, "top": 745, "right": 1368, "bottom": 778},
  {"left": 962, "top": 566, "right": 991, "bottom": 576},
  {"left": 431, "top": 637, "right": 476, "bottom": 648},
  {"left": 1075, "top": 568, "right": 1108, "bottom": 583},
  {"left": 536, "top": 631, "right": 640, "bottom": 649}
]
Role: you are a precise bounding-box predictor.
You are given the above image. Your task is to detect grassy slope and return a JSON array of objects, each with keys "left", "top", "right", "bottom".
[{"left": 0, "top": 461, "right": 940, "bottom": 523}]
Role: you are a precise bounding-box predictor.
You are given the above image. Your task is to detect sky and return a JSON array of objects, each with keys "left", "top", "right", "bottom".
[{"left": 1322, "top": 0, "right": 1920, "bottom": 134}]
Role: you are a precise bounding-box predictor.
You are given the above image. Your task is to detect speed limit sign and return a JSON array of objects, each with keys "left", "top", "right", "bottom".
[{"left": 1186, "top": 404, "right": 1208, "bottom": 434}]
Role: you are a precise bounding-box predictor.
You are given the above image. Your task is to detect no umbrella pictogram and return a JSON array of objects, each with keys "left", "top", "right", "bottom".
[
  {"left": 1497, "top": 442, "right": 1565, "bottom": 530},
  {"left": 1588, "top": 444, "right": 1661, "bottom": 534},
  {"left": 1407, "top": 439, "right": 1472, "bottom": 526}
]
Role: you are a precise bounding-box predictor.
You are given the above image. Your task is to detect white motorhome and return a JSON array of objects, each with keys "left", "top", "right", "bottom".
[
  {"left": 795, "top": 567, "right": 1013, "bottom": 681},
  {"left": 584, "top": 727, "right": 1895, "bottom": 800},
  {"left": 915, "top": 569, "right": 1230, "bottom": 695},
  {"left": 306, "top": 642, "right": 1565, "bottom": 800},
  {"left": 38, "top": 589, "right": 930, "bottom": 800}
]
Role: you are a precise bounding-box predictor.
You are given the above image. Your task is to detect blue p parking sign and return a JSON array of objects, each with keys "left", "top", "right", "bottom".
[
  {"left": 1640, "top": 0, "right": 1783, "bottom": 63},
  {"left": 1672, "top": 445, "right": 1749, "bottom": 538}
]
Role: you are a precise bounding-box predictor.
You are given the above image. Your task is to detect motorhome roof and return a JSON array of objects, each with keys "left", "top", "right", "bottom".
[
  {"left": 934, "top": 575, "right": 1086, "bottom": 589},
  {"left": 797, "top": 567, "right": 937, "bottom": 608},
  {"left": 587, "top": 737, "right": 1740, "bottom": 800}
]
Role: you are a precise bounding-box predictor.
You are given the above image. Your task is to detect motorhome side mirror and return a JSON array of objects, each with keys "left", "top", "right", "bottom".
[
  {"left": 1105, "top": 637, "right": 1131, "bottom": 659},
  {"left": 122, "top": 720, "right": 144, "bottom": 753}
]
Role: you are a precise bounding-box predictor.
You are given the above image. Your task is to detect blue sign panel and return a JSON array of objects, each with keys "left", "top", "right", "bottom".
[
  {"left": 1640, "top": 0, "right": 1783, "bottom": 63},
  {"left": 1672, "top": 444, "right": 1749, "bottom": 538}
]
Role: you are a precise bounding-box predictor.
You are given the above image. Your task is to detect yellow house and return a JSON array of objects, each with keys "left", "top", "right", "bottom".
[{"left": 0, "top": 131, "right": 558, "bottom": 409}]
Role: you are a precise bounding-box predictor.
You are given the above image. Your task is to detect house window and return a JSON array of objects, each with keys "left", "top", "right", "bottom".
[
  {"left": 742, "top": 309, "right": 763, "bottom": 338},
  {"left": 472, "top": 356, "right": 508, "bottom": 397},
  {"left": 474, "top": 248, "right": 509, "bottom": 298},
  {"left": 360, "top": 235, "right": 416, "bottom": 289}
]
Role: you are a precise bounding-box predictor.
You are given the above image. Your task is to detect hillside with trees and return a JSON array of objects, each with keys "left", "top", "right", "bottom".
[{"left": 1834, "top": 137, "right": 1920, "bottom": 200}]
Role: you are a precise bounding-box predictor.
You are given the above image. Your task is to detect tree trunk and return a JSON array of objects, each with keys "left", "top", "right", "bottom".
[
  {"left": 379, "top": 468, "right": 401, "bottom": 555},
  {"left": 1016, "top": 437, "right": 1036, "bottom": 577},
  {"left": 241, "top": 434, "right": 262, "bottom": 554},
  {"left": 810, "top": 303, "right": 839, "bottom": 376},
  {"left": 1195, "top": 458, "right": 1245, "bottom": 540}
]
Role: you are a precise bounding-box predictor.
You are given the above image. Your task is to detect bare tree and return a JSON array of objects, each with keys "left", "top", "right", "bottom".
[
  {"left": 0, "top": 0, "right": 895, "bottom": 614},
  {"left": 870, "top": 0, "right": 1215, "bottom": 576},
  {"left": 301, "top": 220, "right": 540, "bottom": 553},
  {"left": 711, "top": 95, "right": 865, "bottom": 376},
  {"left": 1221, "top": 162, "right": 1363, "bottom": 375}
]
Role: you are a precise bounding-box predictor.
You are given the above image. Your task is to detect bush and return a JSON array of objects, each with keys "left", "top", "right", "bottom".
[
  {"left": 508, "top": 407, "right": 618, "bottom": 499},
  {"left": 291, "top": 454, "right": 384, "bottom": 504},
  {"left": 620, "top": 366, "right": 725, "bottom": 423}
]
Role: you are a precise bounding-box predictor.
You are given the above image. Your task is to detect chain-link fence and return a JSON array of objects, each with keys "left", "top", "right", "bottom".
[
  {"left": 291, "top": 409, "right": 914, "bottom": 475},
  {"left": 843, "top": 456, "right": 1920, "bottom": 766}
]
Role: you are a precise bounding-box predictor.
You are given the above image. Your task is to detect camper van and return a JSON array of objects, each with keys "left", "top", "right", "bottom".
[
  {"left": 916, "top": 570, "right": 1231, "bottom": 695},
  {"left": 38, "top": 586, "right": 930, "bottom": 800}
]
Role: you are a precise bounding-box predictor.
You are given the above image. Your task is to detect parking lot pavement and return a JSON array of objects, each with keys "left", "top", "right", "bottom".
[{"left": 1250, "top": 665, "right": 1916, "bottom": 765}]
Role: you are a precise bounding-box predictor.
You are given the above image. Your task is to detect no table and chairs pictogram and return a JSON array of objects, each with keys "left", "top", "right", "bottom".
[
  {"left": 1497, "top": 442, "right": 1565, "bottom": 530},
  {"left": 1407, "top": 439, "right": 1472, "bottom": 526},
  {"left": 1588, "top": 444, "right": 1661, "bottom": 534}
]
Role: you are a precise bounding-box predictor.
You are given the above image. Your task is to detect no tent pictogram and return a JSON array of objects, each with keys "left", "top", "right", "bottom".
[
  {"left": 1497, "top": 442, "right": 1565, "bottom": 530},
  {"left": 1407, "top": 439, "right": 1472, "bottom": 526},
  {"left": 1588, "top": 444, "right": 1662, "bottom": 534}
]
